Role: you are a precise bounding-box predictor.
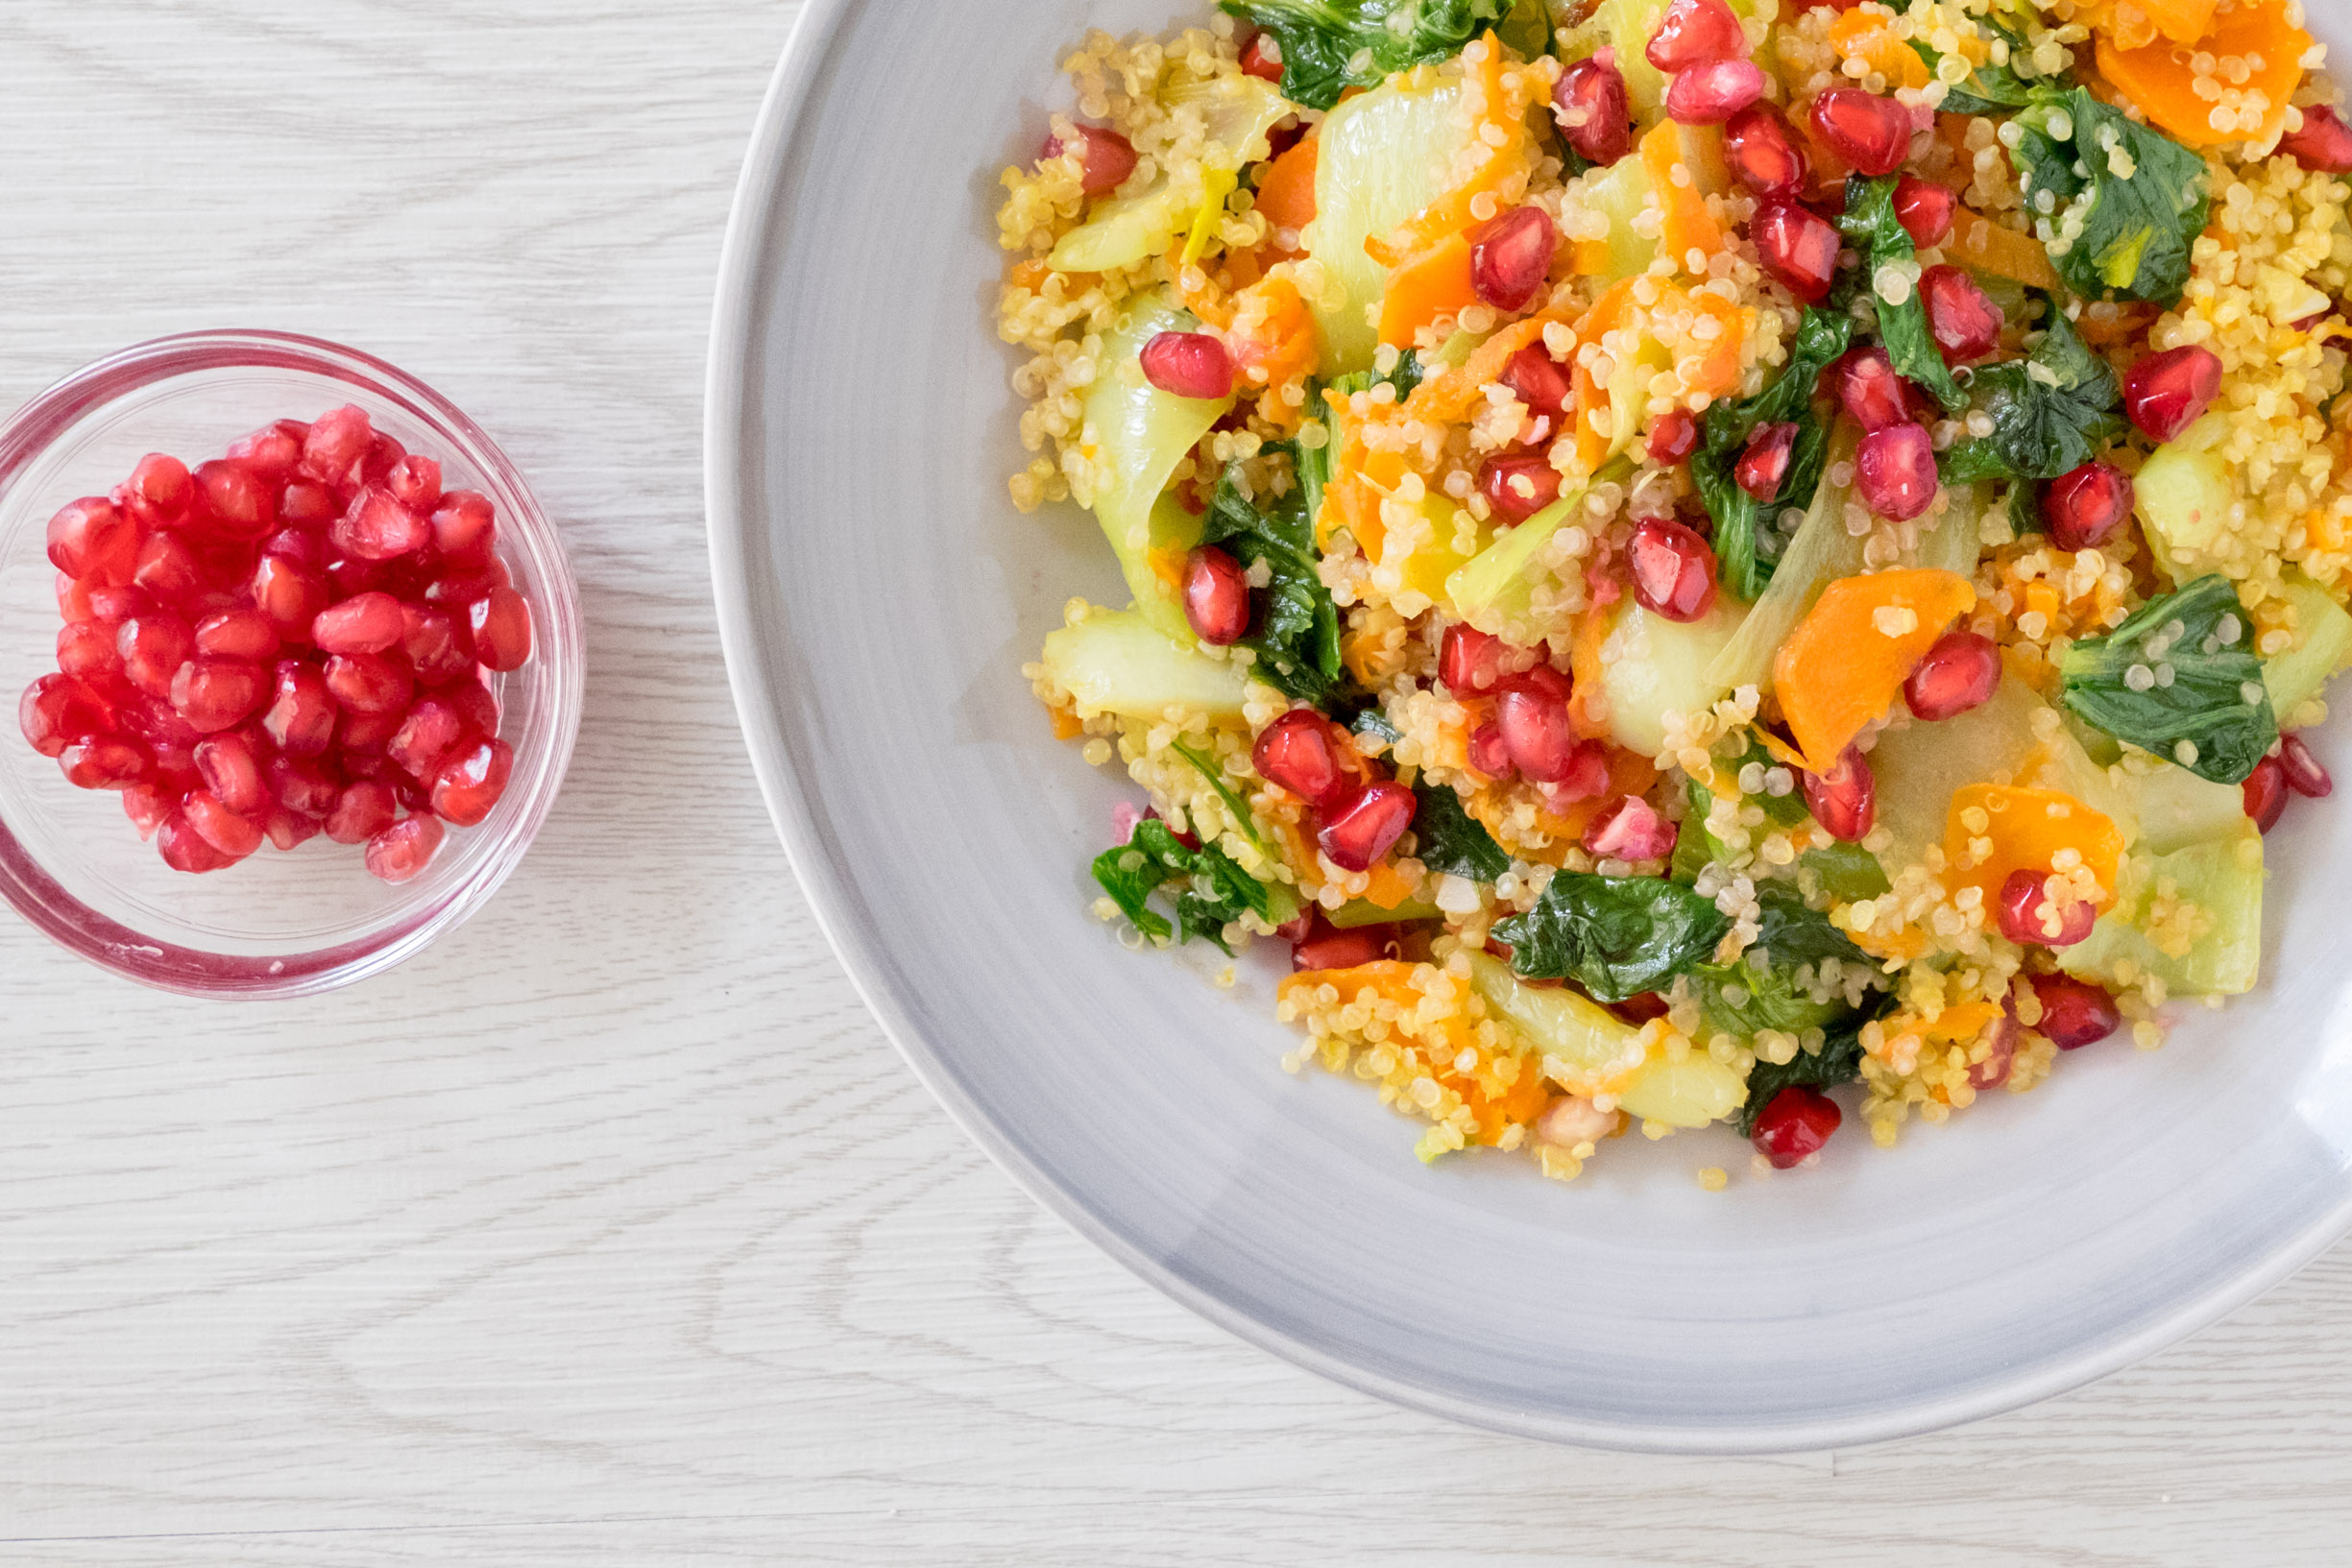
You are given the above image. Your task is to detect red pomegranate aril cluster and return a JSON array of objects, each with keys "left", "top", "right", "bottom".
[
  {"left": 1480, "top": 454, "right": 1563, "bottom": 522},
  {"left": 1470, "top": 205, "right": 1559, "bottom": 312},
  {"left": 1753, "top": 1085, "right": 1840, "bottom": 1169},
  {"left": 1801, "top": 745, "right": 1876, "bottom": 841},
  {"left": 1250, "top": 710, "right": 1420, "bottom": 874},
  {"left": 1832, "top": 348, "right": 1910, "bottom": 431},
  {"left": 1921, "top": 265, "right": 2001, "bottom": 362},
  {"left": 1582, "top": 793, "right": 1676, "bottom": 861},
  {"left": 1809, "top": 88, "right": 1913, "bottom": 176},
  {"left": 1723, "top": 107, "right": 1806, "bottom": 197},
  {"left": 18, "top": 404, "right": 533, "bottom": 884},
  {"left": 1139, "top": 331, "right": 1234, "bottom": 400},
  {"left": 1666, "top": 58, "right": 1765, "bottom": 124},
  {"left": 1855, "top": 422, "right": 1939, "bottom": 520},
  {"left": 2043, "top": 461, "right": 2135, "bottom": 551},
  {"left": 1499, "top": 346, "right": 1572, "bottom": 420},
  {"left": 1891, "top": 174, "right": 1956, "bottom": 248},
  {"left": 2029, "top": 973, "right": 2122, "bottom": 1050},
  {"left": 1038, "top": 124, "right": 1137, "bottom": 196},
  {"left": 1734, "top": 421, "right": 1796, "bottom": 498},
  {"left": 1752, "top": 202, "right": 1841, "bottom": 302},
  {"left": 2124, "top": 345, "right": 2222, "bottom": 442},
  {"left": 1998, "top": 870, "right": 2096, "bottom": 947},
  {"left": 1552, "top": 54, "right": 1633, "bottom": 166},
  {"left": 1903, "top": 630, "right": 2001, "bottom": 721},
  {"left": 1182, "top": 545, "right": 1251, "bottom": 644},
  {"left": 1627, "top": 518, "right": 1718, "bottom": 622},
  {"left": 2280, "top": 104, "right": 2352, "bottom": 173},
  {"left": 1645, "top": 0, "right": 1746, "bottom": 70},
  {"left": 1646, "top": 408, "right": 1700, "bottom": 465}
]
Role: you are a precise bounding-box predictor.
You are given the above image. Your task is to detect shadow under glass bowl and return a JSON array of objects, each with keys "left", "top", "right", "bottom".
[{"left": 0, "top": 330, "right": 583, "bottom": 998}]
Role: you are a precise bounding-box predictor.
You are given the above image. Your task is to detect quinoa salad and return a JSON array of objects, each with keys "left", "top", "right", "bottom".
[{"left": 996, "top": 0, "right": 2352, "bottom": 1182}]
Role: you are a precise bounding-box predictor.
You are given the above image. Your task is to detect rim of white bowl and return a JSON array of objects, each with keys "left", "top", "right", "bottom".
[{"left": 701, "top": 0, "right": 2352, "bottom": 1453}]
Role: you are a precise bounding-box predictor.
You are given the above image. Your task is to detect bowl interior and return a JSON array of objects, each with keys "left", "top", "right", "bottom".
[
  {"left": 709, "top": 0, "right": 2352, "bottom": 1449},
  {"left": 0, "top": 342, "right": 577, "bottom": 992}
]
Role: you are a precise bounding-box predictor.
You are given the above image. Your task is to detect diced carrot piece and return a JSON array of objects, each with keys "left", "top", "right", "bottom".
[
  {"left": 1401, "top": 309, "right": 1567, "bottom": 424},
  {"left": 1685, "top": 292, "right": 1749, "bottom": 398},
  {"left": 2096, "top": 0, "right": 2310, "bottom": 147},
  {"left": 1639, "top": 122, "right": 1724, "bottom": 270},
  {"left": 1229, "top": 272, "right": 1320, "bottom": 426},
  {"left": 1773, "top": 568, "right": 1977, "bottom": 770},
  {"left": 1949, "top": 206, "right": 2060, "bottom": 290},
  {"left": 1941, "top": 783, "right": 2125, "bottom": 902},
  {"left": 1050, "top": 706, "right": 1084, "bottom": 740},
  {"left": 2143, "top": 0, "right": 2219, "bottom": 44},
  {"left": 1571, "top": 277, "right": 1643, "bottom": 472},
  {"left": 1566, "top": 606, "right": 1614, "bottom": 738},
  {"left": 1359, "top": 860, "right": 1418, "bottom": 909},
  {"left": 1253, "top": 133, "right": 1320, "bottom": 232},
  {"left": 1378, "top": 232, "right": 1479, "bottom": 349},
  {"left": 1829, "top": 8, "right": 1932, "bottom": 87}
]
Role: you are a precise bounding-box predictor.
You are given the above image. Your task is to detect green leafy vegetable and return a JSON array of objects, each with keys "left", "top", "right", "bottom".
[
  {"left": 1170, "top": 737, "right": 1264, "bottom": 848},
  {"left": 1347, "top": 705, "right": 1404, "bottom": 748},
  {"left": 1411, "top": 779, "right": 1511, "bottom": 880},
  {"left": 1750, "top": 881, "right": 1872, "bottom": 969},
  {"left": 1802, "top": 840, "right": 1892, "bottom": 901},
  {"left": 1325, "top": 350, "right": 1425, "bottom": 402},
  {"left": 1693, "top": 961, "right": 1855, "bottom": 1040},
  {"left": 1905, "top": 23, "right": 2036, "bottom": 117},
  {"left": 2011, "top": 85, "right": 2211, "bottom": 305},
  {"left": 1731, "top": 1001, "right": 1891, "bottom": 1137},
  {"left": 1092, "top": 818, "right": 1275, "bottom": 952},
  {"left": 1217, "top": 0, "right": 1510, "bottom": 109},
  {"left": 1839, "top": 175, "right": 1966, "bottom": 415},
  {"left": 1200, "top": 451, "right": 1350, "bottom": 707},
  {"left": 1692, "top": 305, "right": 1855, "bottom": 599},
  {"left": 1491, "top": 874, "right": 1732, "bottom": 1001},
  {"left": 1937, "top": 307, "right": 2124, "bottom": 483},
  {"left": 2059, "top": 573, "right": 2277, "bottom": 784}
]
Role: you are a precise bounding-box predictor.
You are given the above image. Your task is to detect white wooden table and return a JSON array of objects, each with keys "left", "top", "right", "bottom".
[{"left": 4, "top": 4, "right": 2350, "bottom": 1561}]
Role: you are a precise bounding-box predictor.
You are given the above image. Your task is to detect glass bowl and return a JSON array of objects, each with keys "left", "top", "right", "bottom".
[{"left": 0, "top": 330, "right": 583, "bottom": 997}]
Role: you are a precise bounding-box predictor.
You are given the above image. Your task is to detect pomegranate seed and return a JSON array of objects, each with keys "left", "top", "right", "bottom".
[
  {"left": 1583, "top": 793, "right": 1677, "bottom": 860},
  {"left": 194, "top": 608, "right": 279, "bottom": 663},
  {"left": 1499, "top": 346, "right": 1572, "bottom": 421},
  {"left": 1553, "top": 55, "right": 1632, "bottom": 166},
  {"left": 1802, "top": 744, "right": 1876, "bottom": 841},
  {"left": 279, "top": 480, "right": 342, "bottom": 528},
  {"left": 1645, "top": 0, "right": 1746, "bottom": 72},
  {"left": 1903, "top": 630, "right": 2001, "bottom": 720},
  {"left": 1238, "top": 30, "right": 1284, "bottom": 83},
  {"left": 191, "top": 459, "right": 278, "bottom": 541},
  {"left": 1734, "top": 421, "right": 1797, "bottom": 498},
  {"left": 1467, "top": 721, "right": 1513, "bottom": 778},
  {"left": 225, "top": 422, "right": 303, "bottom": 480},
  {"left": 364, "top": 814, "right": 447, "bottom": 882},
  {"left": 2244, "top": 754, "right": 2288, "bottom": 831},
  {"left": 117, "top": 614, "right": 195, "bottom": 698},
  {"left": 124, "top": 782, "right": 177, "bottom": 839},
  {"left": 194, "top": 732, "right": 268, "bottom": 815},
  {"left": 1470, "top": 205, "right": 1559, "bottom": 311},
  {"left": 469, "top": 587, "right": 534, "bottom": 671},
  {"left": 2280, "top": 733, "right": 2332, "bottom": 798},
  {"left": 268, "top": 754, "right": 344, "bottom": 817},
  {"left": 1666, "top": 58, "right": 1765, "bottom": 125},
  {"left": 1539, "top": 743, "right": 1614, "bottom": 808},
  {"left": 158, "top": 811, "right": 240, "bottom": 874},
  {"left": 1254, "top": 709, "right": 1346, "bottom": 806},
  {"left": 1892, "top": 174, "right": 1956, "bottom": 248},
  {"left": 332, "top": 486, "right": 431, "bottom": 561},
  {"left": 2281, "top": 104, "right": 2352, "bottom": 172},
  {"left": 1723, "top": 105, "right": 1806, "bottom": 196},
  {"left": 1855, "top": 422, "right": 1938, "bottom": 520},
  {"left": 1646, "top": 407, "right": 1700, "bottom": 464},
  {"left": 1752, "top": 1085, "right": 1840, "bottom": 1169},
  {"left": 119, "top": 695, "right": 201, "bottom": 758},
  {"left": 59, "top": 577, "right": 144, "bottom": 625},
  {"left": 299, "top": 405, "right": 374, "bottom": 486},
  {"left": 390, "top": 698, "right": 473, "bottom": 779},
  {"left": 1999, "top": 869, "right": 2097, "bottom": 946},
  {"left": 355, "top": 432, "right": 408, "bottom": 493},
  {"left": 388, "top": 454, "right": 443, "bottom": 512},
  {"left": 2042, "top": 461, "right": 2135, "bottom": 551},
  {"left": 183, "top": 788, "right": 265, "bottom": 857},
  {"left": 1809, "top": 88, "right": 1912, "bottom": 177},
  {"left": 438, "top": 680, "right": 501, "bottom": 739},
  {"left": 59, "top": 736, "right": 152, "bottom": 791},
  {"left": 326, "top": 780, "right": 400, "bottom": 844},
  {"left": 169, "top": 659, "right": 266, "bottom": 734},
  {"left": 313, "top": 591, "right": 407, "bottom": 655},
  {"left": 1040, "top": 124, "right": 1137, "bottom": 196},
  {"left": 1480, "top": 454, "right": 1564, "bottom": 522},
  {"left": 1317, "top": 780, "right": 1417, "bottom": 872},
  {"left": 1441, "top": 624, "right": 1508, "bottom": 695},
  {"left": 1138, "top": 331, "right": 1234, "bottom": 400},
  {"left": 1752, "top": 200, "right": 1841, "bottom": 302},
  {"left": 1627, "top": 518, "right": 1718, "bottom": 622},
  {"left": 251, "top": 550, "right": 331, "bottom": 639},
  {"left": 1179, "top": 545, "right": 1250, "bottom": 645},
  {"left": 1497, "top": 666, "right": 1582, "bottom": 783},
  {"left": 1831, "top": 348, "right": 1910, "bottom": 431},
  {"left": 46, "top": 497, "right": 136, "bottom": 583},
  {"left": 1921, "top": 265, "right": 2000, "bottom": 362},
  {"left": 2030, "top": 973, "right": 2121, "bottom": 1049},
  {"left": 2124, "top": 345, "right": 2223, "bottom": 443},
  {"left": 322, "top": 652, "right": 415, "bottom": 715},
  {"left": 430, "top": 736, "right": 515, "bottom": 827},
  {"left": 57, "top": 620, "right": 122, "bottom": 680},
  {"left": 259, "top": 804, "right": 320, "bottom": 851},
  {"left": 398, "top": 604, "right": 474, "bottom": 687},
  {"left": 1292, "top": 921, "right": 1402, "bottom": 971},
  {"left": 1969, "top": 1011, "right": 2020, "bottom": 1090},
  {"left": 126, "top": 453, "right": 193, "bottom": 527},
  {"left": 131, "top": 533, "right": 203, "bottom": 605},
  {"left": 430, "top": 490, "right": 497, "bottom": 561}
]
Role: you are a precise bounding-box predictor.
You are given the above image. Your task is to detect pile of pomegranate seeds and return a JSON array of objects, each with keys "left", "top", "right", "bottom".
[{"left": 18, "top": 406, "right": 531, "bottom": 883}]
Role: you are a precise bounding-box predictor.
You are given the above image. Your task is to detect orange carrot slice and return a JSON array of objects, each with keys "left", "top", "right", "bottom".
[
  {"left": 1948, "top": 206, "right": 2061, "bottom": 290},
  {"left": 1378, "top": 232, "right": 1478, "bottom": 349},
  {"left": 1639, "top": 122, "right": 1725, "bottom": 270},
  {"left": 1253, "top": 133, "right": 1319, "bottom": 232},
  {"left": 2096, "top": 0, "right": 2311, "bottom": 148},
  {"left": 1941, "top": 783, "right": 2125, "bottom": 902},
  {"left": 1774, "top": 568, "right": 1977, "bottom": 771}
]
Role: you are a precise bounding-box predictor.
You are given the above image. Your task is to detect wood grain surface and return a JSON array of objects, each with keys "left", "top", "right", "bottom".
[{"left": 1, "top": 3, "right": 2349, "bottom": 1563}]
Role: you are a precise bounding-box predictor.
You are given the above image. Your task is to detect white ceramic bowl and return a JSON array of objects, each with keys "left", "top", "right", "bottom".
[{"left": 707, "top": 0, "right": 2352, "bottom": 1450}]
